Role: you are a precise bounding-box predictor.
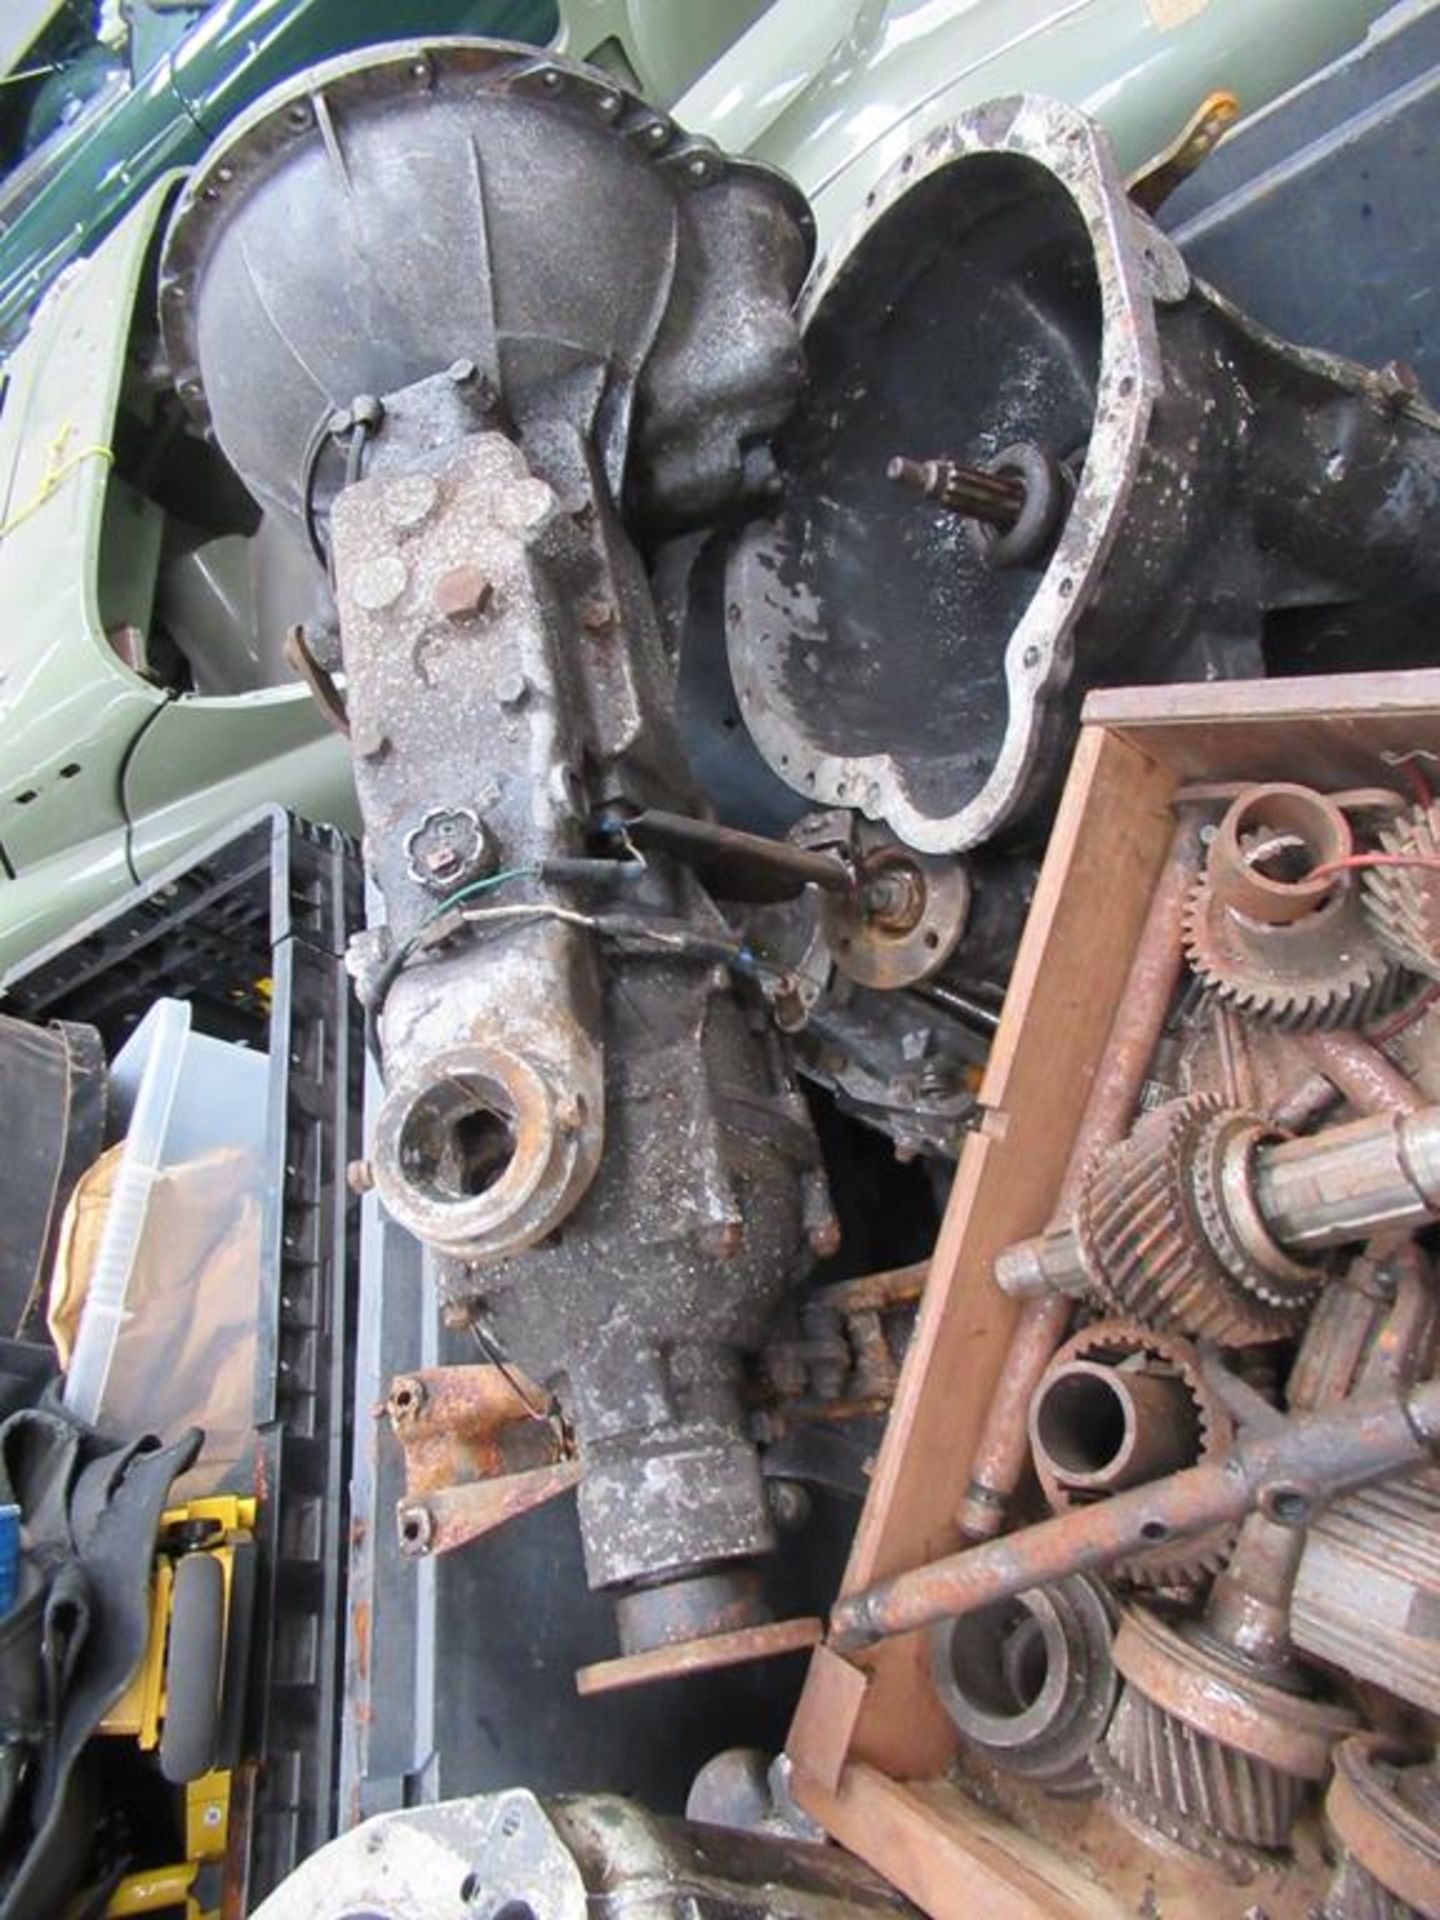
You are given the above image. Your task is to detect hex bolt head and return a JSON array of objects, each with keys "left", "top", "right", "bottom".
[
  {"left": 581, "top": 596, "right": 616, "bottom": 632},
  {"left": 554, "top": 1091, "right": 585, "bottom": 1135},
  {"left": 497, "top": 671, "right": 530, "bottom": 711},
  {"left": 346, "top": 1158, "right": 375, "bottom": 1194},
  {"left": 432, "top": 564, "right": 494, "bottom": 621},
  {"left": 767, "top": 1479, "right": 813, "bottom": 1531}
]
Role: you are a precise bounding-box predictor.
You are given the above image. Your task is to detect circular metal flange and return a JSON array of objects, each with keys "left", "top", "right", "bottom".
[
  {"left": 1113, "top": 1606, "right": 1354, "bottom": 1780},
  {"left": 820, "top": 829, "right": 970, "bottom": 989},
  {"left": 963, "top": 441, "right": 1070, "bottom": 569},
  {"left": 725, "top": 92, "right": 1162, "bottom": 855},
  {"left": 371, "top": 1040, "right": 588, "bottom": 1258},
  {"left": 574, "top": 1616, "right": 823, "bottom": 1696},
  {"left": 1326, "top": 1737, "right": 1440, "bottom": 1918}
]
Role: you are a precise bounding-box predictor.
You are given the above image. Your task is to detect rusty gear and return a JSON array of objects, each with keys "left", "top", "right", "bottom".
[
  {"left": 1324, "top": 1737, "right": 1440, "bottom": 1920},
  {"left": 1096, "top": 1685, "right": 1291, "bottom": 1883},
  {"left": 1030, "top": 1321, "right": 1236, "bottom": 1590},
  {"left": 1074, "top": 1095, "right": 1323, "bottom": 1346},
  {"left": 1183, "top": 866, "right": 1399, "bottom": 1030},
  {"left": 1101, "top": 1605, "right": 1354, "bottom": 1875},
  {"left": 1183, "top": 784, "right": 1400, "bottom": 1029},
  {"left": 1363, "top": 800, "right": 1440, "bottom": 982}
]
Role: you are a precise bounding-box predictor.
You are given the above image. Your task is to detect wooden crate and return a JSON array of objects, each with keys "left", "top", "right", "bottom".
[{"left": 785, "top": 669, "right": 1440, "bottom": 1918}]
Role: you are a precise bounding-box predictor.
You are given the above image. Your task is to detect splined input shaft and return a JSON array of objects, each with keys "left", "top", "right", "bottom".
[{"left": 887, "top": 455, "right": 1026, "bottom": 528}]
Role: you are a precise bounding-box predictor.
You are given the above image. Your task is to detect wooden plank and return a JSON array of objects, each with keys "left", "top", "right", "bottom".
[
  {"left": 790, "top": 727, "right": 1177, "bottom": 1782},
  {"left": 787, "top": 1644, "right": 870, "bottom": 1792},
  {"left": 791, "top": 1763, "right": 1124, "bottom": 1920},
  {"left": 1085, "top": 671, "right": 1440, "bottom": 788}
]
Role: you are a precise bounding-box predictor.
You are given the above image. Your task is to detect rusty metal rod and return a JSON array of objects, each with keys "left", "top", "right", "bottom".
[
  {"left": 887, "top": 455, "right": 1026, "bottom": 528},
  {"left": 832, "top": 1381, "right": 1440, "bottom": 1652},
  {"left": 957, "top": 813, "right": 1208, "bottom": 1538}
]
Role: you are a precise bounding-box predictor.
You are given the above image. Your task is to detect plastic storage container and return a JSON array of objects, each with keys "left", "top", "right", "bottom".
[
  {"left": 5, "top": 807, "right": 362, "bottom": 1906},
  {"left": 64, "top": 997, "right": 269, "bottom": 1488}
]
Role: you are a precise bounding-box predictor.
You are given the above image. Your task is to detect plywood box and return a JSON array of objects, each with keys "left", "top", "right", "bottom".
[{"left": 784, "top": 668, "right": 1440, "bottom": 1918}]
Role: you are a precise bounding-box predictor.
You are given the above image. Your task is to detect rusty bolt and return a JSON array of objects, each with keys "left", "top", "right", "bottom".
[
  {"left": 554, "top": 1090, "right": 585, "bottom": 1136},
  {"left": 432, "top": 564, "right": 494, "bottom": 621},
  {"left": 861, "top": 862, "right": 926, "bottom": 934},
  {"left": 696, "top": 1219, "right": 744, "bottom": 1260},
  {"left": 580, "top": 596, "right": 616, "bottom": 633},
  {"left": 808, "top": 1218, "right": 843, "bottom": 1260},
  {"left": 346, "top": 1158, "right": 375, "bottom": 1195},
  {"left": 440, "top": 1301, "right": 473, "bottom": 1330},
  {"left": 768, "top": 1479, "right": 813, "bottom": 1531},
  {"left": 397, "top": 1504, "right": 434, "bottom": 1555}
]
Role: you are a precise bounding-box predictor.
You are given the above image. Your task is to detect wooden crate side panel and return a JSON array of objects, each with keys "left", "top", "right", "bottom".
[
  {"left": 791, "top": 729, "right": 1177, "bottom": 1784},
  {"left": 1084, "top": 672, "right": 1440, "bottom": 788},
  {"left": 792, "top": 1764, "right": 1125, "bottom": 1920}
]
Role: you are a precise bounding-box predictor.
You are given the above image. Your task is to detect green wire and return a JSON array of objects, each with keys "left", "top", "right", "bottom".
[{"left": 421, "top": 863, "right": 539, "bottom": 927}]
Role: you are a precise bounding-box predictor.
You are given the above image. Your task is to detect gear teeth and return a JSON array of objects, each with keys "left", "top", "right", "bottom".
[
  {"left": 1183, "top": 874, "right": 1403, "bottom": 1031},
  {"left": 1363, "top": 801, "right": 1440, "bottom": 981},
  {"left": 1322, "top": 1856, "right": 1420, "bottom": 1920},
  {"left": 1075, "top": 1096, "right": 1315, "bottom": 1347},
  {"left": 1099, "top": 1683, "right": 1302, "bottom": 1874}
]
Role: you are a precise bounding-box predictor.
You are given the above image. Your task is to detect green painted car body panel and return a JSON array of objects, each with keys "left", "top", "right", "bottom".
[
  {"left": 671, "top": 0, "right": 1395, "bottom": 248},
  {"left": 0, "top": 0, "right": 559, "bottom": 349},
  {"left": 0, "top": 0, "right": 1410, "bottom": 974},
  {"left": 553, "top": 0, "right": 774, "bottom": 107},
  {"left": 0, "top": 175, "right": 358, "bottom": 969}
]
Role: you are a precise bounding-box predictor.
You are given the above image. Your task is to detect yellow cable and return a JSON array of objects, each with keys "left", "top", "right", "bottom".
[{"left": 0, "top": 422, "right": 114, "bottom": 541}]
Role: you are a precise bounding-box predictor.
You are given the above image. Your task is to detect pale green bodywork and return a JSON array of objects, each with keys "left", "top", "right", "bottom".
[
  {"left": 0, "top": 174, "right": 356, "bottom": 967},
  {"left": 0, "top": 0, "right": 1403, "bottom": 971}
]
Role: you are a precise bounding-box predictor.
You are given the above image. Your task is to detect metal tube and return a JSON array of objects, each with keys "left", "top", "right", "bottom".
[
  {"left": 832, "top": 1381, "right": 1440, "bottom": 1652},
  {"left": 957, "top": 814, "right": 1208, "bottom": 1538},
  {"left": 1256, "top": 1108, "right": 1440, "bottom": 1253},
  {"left": 1031, "top": 1359, "right": 1200, "bottom": 1493}
]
